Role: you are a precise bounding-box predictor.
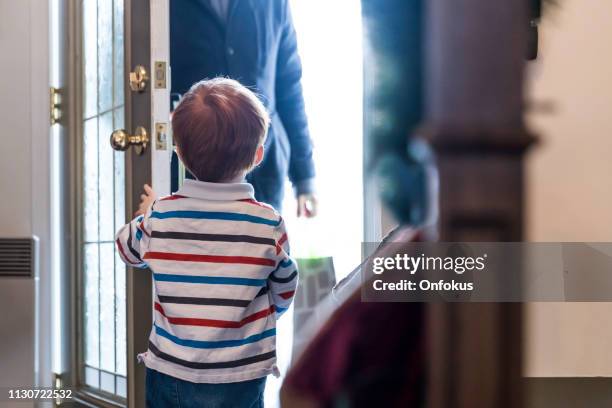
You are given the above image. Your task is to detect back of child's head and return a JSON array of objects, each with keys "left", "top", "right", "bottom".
[{"left": 172, "top": 78, "right": 270, "bottom": 182}]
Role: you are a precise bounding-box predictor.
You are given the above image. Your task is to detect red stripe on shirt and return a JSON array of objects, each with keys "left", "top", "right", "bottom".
[
  {"left": 279, "top": 291, "right": 295, "bottom": 300},
  {"left": 116, "top": 238, "right": 137, "bottom": 265},
  {"left": 276, "top": 233, "right": 288, "bottom": 255},
  {"left": 143, "top": 251, "right": 276, "bottom": 266},
  {"left": 138, "top": 220, "right": 150, "bottom": 237},
  {"left": 155, "top": 302, "right": 275, "bottom": 328},
  {"left": 160, "top": 194, "right": 186, "bottom": 201},
  {"left": 239, "top": 198, "right": 275, "bottom": 210}
]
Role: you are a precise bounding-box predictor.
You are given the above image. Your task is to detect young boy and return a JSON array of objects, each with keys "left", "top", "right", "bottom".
[{"left": 115, "top": 78, "right": 298, "bottom": 407}]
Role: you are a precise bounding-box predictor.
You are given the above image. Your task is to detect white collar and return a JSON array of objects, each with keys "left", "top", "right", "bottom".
[{"left": 176, "top": 179, "right": 255, "bottom": 201}]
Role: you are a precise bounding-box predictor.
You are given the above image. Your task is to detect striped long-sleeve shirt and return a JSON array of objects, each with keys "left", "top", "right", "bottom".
[{"left": 115, "top": 179, "right": 298, "bottom": 383}]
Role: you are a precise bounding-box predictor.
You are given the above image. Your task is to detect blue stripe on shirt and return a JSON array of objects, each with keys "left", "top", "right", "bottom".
[
  {"left": 154, "top": 324, "right": 276, "bottom": 349},
  {"left": 150, "top": 210, "right": 281, "bottom": 226},
  {"left": 279, "top": 259, "right": 293, "bottom": 268},
  {"left": 269, "top": 258, "right": 294, "bottom": 275},
  {"left": 153, "top": 273, "right": 266, "bottom": 287}
]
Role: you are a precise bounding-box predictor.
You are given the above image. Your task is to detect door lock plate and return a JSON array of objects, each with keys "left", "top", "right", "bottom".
[
  {"left": 154, "top": 61, "right": 167, "bottom": 89},
  {"left": 155, "top": 122, "right": 168, "bottom": 150}
]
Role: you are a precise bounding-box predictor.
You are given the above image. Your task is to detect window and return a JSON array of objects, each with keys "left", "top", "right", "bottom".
[{"left": 80, "top": 0, "right": 127, "bottom": 400}]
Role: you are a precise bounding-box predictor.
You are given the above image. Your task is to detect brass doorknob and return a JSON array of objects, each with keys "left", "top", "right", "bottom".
[{"left": 110, "top": 126, "right": 149, "bottom": 155}]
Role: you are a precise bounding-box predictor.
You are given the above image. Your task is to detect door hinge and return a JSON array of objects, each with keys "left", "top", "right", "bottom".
[
  {"left": 50, "top": 87, "right": 62, "bottom": 125},
  {"left": 53, "top": 372, "right": 65, "bottom": 407}
]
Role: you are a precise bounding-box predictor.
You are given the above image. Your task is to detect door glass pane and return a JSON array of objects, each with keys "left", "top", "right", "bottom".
[
  {"left": 84, "top": 243, "right": 99, "bottom": 367},
  {"left": 114, "top": 1, "right": 124, "bottom": 107},
  {"left": 98, "top": 111, "right": 115, "bottom": 241},
  {"left": 98, "top": 0, "right": 113, "bottom": 112},
  {"left": 83, "top": 0, "right": 98, "bottom": 119},
  {"left": 83, "top": 118, "right": 99, "bottom": 242},
  {"left": 81, "top": 0, "right": 126, "bottom": 398}
]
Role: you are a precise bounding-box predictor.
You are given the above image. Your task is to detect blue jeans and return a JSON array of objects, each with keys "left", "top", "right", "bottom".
[{"left": 146, "top": 368, "right": 266, "bottom": 408}]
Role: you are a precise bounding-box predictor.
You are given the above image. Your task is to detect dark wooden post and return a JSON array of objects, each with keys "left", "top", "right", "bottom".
[{"left": 422, "top": 1, "right": 535, "bottom": 407}]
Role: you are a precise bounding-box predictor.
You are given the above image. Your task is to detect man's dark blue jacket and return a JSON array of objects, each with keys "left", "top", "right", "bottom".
[{"left": 171, "top": 0, "right": 315, "bottom": 210}]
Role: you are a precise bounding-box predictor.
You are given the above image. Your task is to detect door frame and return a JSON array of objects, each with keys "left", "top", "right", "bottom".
[
  {"left": 59, "top": 0, "right": 170, "bottom": 406},
  {"left": 124, "top": 0, "right": 153, "bottom": 406},
  {"left": 125, "top": 1, "right": 172, "bottom": 404}
]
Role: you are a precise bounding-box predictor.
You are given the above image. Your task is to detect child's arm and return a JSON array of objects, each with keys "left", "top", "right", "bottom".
[
  {"left": 115, "top": 207, "right": 151, "bottom": 268},
  {"left": 115, "top": 212, "right": 151, "bottom": 269},
  {"left": 115, "top": 186, "right": 155, "bottom": 268},
  {"left": 268, "top": 217, "right": 299, "bottom": 318}
]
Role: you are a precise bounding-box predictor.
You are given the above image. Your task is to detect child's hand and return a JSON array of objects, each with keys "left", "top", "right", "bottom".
[{"left": 134, "top": 184, "right": 156, "bottom": 217}]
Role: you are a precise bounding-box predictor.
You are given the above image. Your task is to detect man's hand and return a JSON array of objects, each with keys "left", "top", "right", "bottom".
[
  {"left": 297, "top": 194, "right": 318, "bottom": 218},
  {"left": 134, "top": 184, "right": 156, "bottom": 217}
]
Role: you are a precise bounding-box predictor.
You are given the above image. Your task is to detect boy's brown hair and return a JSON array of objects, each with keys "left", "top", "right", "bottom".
[{"left": 172, "top": 78, "right": 270, "bottom": 182}]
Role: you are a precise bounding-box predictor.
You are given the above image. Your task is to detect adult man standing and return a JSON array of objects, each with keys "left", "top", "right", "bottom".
[{"left": 171, "top": 0, "right": 317, "bottom": 216}]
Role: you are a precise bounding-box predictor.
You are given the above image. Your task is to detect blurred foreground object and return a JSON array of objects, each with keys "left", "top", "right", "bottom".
[
  {"left": 281, "top": 0, "right": 431, "bottom": 405},
  {"left": 281, "top": 228, "right": 425, "bottom": 407},
  {"left": 422, "top": 0, "right": 534, "bottom": 406},
  {"left": 281, "top": 0, "right": 534, "bottom": 405}
]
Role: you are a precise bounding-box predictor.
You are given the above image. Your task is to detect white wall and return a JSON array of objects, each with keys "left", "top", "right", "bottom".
[
  {"left": 0, "top": 1, "right": 34, "bottom": 234},
  {"left": 0, "top": 0, "right": 52, "bottom": 392},
  {"left": 525, "top": 0, "right": 612, "bottom": 377}
]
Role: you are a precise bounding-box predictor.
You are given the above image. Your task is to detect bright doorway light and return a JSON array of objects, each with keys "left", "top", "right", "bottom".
[
  {"left": 267, "top": 1, "right": 364, "bottom": 406},
  {"left": 283, "top": 0, "right": 364, "bottom": 281}
]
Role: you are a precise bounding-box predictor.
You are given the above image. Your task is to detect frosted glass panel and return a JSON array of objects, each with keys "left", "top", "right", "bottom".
[
  {"left": 114, "top": 106, "right": 124, "bottom": 132},
  {"left": 98, "top": 111, "right": 115, "bottom": 241},
  {"left": 83, "top": 0, "right": 98, "bottom": 118},
  {"left": 116, "top": 376, "right": 127, "bottom": 398},
  {"left": 114, "top": 151, "right": 125, "bottom": 229},
  {"left": 114, "top": 0, "right": 125, "bottom": 107},
  {"left": 84, "top": 243, "right": 99, "bottom": 367},
  {"left": 81, "top": 0, "right": 126, "bottom": 399},
  {"left": 85, "top": 366, "right": 100, "bottom": 388},
  {"left": 100, "top": 371, "right": 115, "bottom": 394},
  {"left": 83, "top": 118, "right": 99, "bottom": 242},
  {"left": 98, "top": 0, "right": 113, "bottom": 112},
  {"left": 99, "top": 242, "right": 116, "bottom": 372},
  {"left": 115, "top": 250, "right": 126, "bottom": 375}
]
